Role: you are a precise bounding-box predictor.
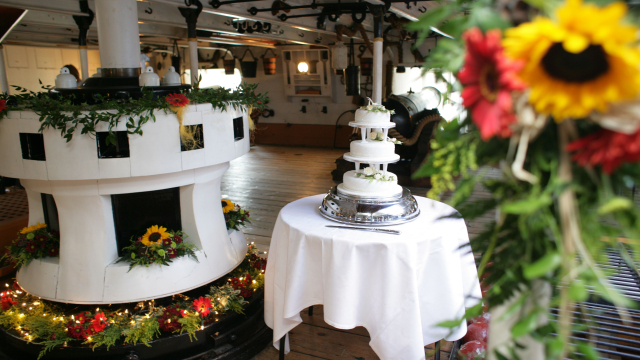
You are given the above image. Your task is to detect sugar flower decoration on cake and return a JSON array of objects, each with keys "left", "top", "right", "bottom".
[
  {"left": 141, "top": 225, "right": 170, "bottom": 246},
  {"left": 222, "top": 199, "right": 235, "bottom": 213},
  {"left": 356, "top": 167, "right": 395, "bottom": 182},
  {"left": 362, "top": 98, "right": 396, "bottom": 114},
  {"left": 459, "top": 27, "right": 526, "bottom": 141},
  {"left": 502, "top": 0, "right": 640, "bottom": 121}
]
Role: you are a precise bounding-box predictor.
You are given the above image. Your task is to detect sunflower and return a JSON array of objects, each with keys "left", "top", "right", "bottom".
[
  {"left": 20, "top": 222, "right": 47, "bottom": 234},
  {"left": 141, "top": 225, "right": 170, "bottom": 246},
  {"left": 502, "top": 0, "right": 640, "bottom": 121},
  {"left": 221, "top": 199, "right": 235, "bottom": 213}
]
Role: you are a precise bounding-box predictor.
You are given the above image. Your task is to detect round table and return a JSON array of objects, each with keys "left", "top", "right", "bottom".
[{"left": 264, "top": 195, "right": 482, "bottom": 360}]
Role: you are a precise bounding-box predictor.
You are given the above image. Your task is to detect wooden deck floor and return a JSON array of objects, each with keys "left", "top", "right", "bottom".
[{"left": 222, "top": 145, "right": 495, "bottom": 360}]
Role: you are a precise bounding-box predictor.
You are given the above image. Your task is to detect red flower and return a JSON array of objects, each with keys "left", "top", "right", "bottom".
[
  {"left": 166, "top": 248, "right": 177, "bottom": 258},
  {"left": 47, "top": 247, "right": 59, "bottom": 257},
  {"left": 76, "top": 312, "right": 89, "bottom": 324},
  {"left": 166, "top": 93, "right": 189, "bottom": 107},
  {"left": 162, "top": 238, "right": 172, "bottom": 247},
  {"left": 92, "top": 312, "right": 107, "bottom": 333},
  {"left": 66, "top": 323, "right": 86, "bottom": 340},
  {"left": 193, "top": 296, "right": 212, "bottom": 317},
  {"left": 0, "top": 99, "right": 6, "bottom": 112},
  {"left": 0, "top": 296, "right": 17, "bottom": 311},
  {"left": 12, "top": 283, "right": 22, "bottom": 292},
  {"left": 173, "top": 235, "right": 183, "bottom": 244},
  {"left": 35, "top": 235, "right": 47, "bottom": 243},
  {"left": 240, "top": 288, "right": 253, "bottom": 299},
  {"left": 567, "top": 127, "right": 640, "bottom": 174},
  {"left": 158, "top": 305, "right": 183, "bottom": 333},
  {"left": 458, "top": 27, "right": 526, "bottom": 141},
  {"left": 25, "top": 242, "right": 37, "bottom": 253}
]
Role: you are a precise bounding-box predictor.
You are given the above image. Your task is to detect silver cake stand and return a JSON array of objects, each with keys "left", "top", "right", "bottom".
[{"left": 320, "top": 186, "right": 420, "bottom": 226}]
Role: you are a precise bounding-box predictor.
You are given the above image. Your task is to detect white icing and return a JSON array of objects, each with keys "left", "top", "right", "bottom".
[
  {"left": 339, "top": 170, "right": 402, "bottom": 197},
  {"left": 354, "top": 109, "right": 391, "bottom": 125},
  {"left": 350, "top": 140, "right": 396, "bottom": 158}
]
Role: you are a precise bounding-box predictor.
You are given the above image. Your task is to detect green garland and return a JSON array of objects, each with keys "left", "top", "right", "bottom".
[
  {"left": 0, "top": 244, "right": 266, "bottom": 359},
  {"left": 0, "top": 83, "right": 268, "bottom": 145}
]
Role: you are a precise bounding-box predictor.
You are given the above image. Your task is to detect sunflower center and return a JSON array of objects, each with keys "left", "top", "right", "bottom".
[
  {"left": 149, "top": 233, "right": 161, "bottom": 242},
  {"left": 221, "top": 200, "right": 227, "bottom": 207},
  {"left": 541, "top": 43, "right": 609, "bottom": 83},
  {"left": 479, "top": 64, "right": 499, "bottom": 102}
]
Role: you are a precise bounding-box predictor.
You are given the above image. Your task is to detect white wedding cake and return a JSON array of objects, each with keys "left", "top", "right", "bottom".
[{"left": 337, "top": 102, "right": 403, "bottom": 198}]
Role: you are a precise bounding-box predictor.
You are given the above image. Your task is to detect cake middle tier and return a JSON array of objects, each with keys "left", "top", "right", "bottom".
[
  {"left": 338, "top": 170, "right": 403, "bottom": 198},
  {"left": 350, "top": 139, "right": 396, "bottom": 158}
]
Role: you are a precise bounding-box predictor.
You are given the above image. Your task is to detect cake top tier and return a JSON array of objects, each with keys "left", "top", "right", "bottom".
[{"left": 354, "top": 101, "right": 395, "bottom": 125}]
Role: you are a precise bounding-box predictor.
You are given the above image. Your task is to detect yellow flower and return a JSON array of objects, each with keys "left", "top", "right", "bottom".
[
  {"left": 20, "top": 222, "right": 47, "bottom": 234},
  {"left": 221, "top": 199, "right": 235, "bottom": 213},
  {"left": 502, "top": 0, "right": 640, "bottom": 121},
  {"left": 141, "top": 225, "right": 170, "bottom": 246}
]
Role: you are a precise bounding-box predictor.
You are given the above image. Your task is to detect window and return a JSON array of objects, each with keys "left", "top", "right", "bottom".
[
  {"left": 41, "top": 194, "right": 59, "bottom": 232},
  {"left": 19, "top": 133, "right": 46, "bottom": 161},
  {"left": 183, "top": 68, "right": 242, "bottom": 89},
  {"left": 233, "top": 116, "right": 244, "bottom": 141},
  {"left": 97, "top": 131, "right": 130, "bottom": 158},
  {"left": 180, "top": 124, "right": 204, "bottom": 151},
  {"left": 111, "top": 188, "right": 182, "bottom": 256}
]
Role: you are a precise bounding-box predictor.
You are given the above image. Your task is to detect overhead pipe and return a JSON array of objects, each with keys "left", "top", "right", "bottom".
[
  {"left": 370, "top": 5, "right": 384, "bottom": 104},
  {"left": 72, "top": 0, "right": 94, "bottom": 82},
  {"left": 179, "top": 0, "right": 203, "bottom": 86},
  {"left": 94, "top": 0, "right": 142, "bottom": 77}
]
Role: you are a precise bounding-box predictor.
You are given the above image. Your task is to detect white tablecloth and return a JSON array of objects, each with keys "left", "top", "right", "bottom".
[{"left": 264, "top": 195, "right": 482, "bottom": 360}]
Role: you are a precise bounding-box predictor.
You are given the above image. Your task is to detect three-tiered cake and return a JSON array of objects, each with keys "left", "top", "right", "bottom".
[{"left": 337, "top": 102, "right": 403, "bottom": 198}]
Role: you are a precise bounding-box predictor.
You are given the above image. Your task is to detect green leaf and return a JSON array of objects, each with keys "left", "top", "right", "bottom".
[
  {"left": 568, "top": 279, "right": 588, "bottom": 302},
  {"left": 597, "top": 197, "right": 633, "bottom": 215},
  {"left": 576, "top": 342, "right": 600, "bottom": 360},
  {"left": 501, "top": 194, "right": 552, "bottom": 215},
  {"left": 523, "top": 252, "right": 560, "bottom": 279},
  {"left": 436, "top": 319, "right": 464, "bottom": 329},
  {"left": 511, "top": 310, "right": 540, "bottom": 338}
]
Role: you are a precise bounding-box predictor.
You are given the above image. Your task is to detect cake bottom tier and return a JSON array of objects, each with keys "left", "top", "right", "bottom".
[{"left": 338, "top": 170, "right": 403, "bottom": 198}]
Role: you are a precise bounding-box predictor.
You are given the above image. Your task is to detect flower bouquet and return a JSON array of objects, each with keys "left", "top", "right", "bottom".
[
  {"left": 355, "top": 166, "right": 395, "bottom": 182},
  {"left": 1, "top": 223, "right": 60, "bottom": 270},
  {"left": 408, "top": 0, "right": 640, "bottom": 358},
  {"left": 117, "top": 225, "right": 198, "bottom": 271},
  {"left": 222, "top": 199, "right": 252, "bottom": 231}
]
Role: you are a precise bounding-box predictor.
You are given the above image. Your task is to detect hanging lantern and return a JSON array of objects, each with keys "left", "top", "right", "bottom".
[
  {"left": 331, "top": 41, "right": 349, "bottom": 75},
  {"left": 345, "top": 39, "right": 360, "bottom": 96},
  {"left": 360, "top": 47, "right": 373, "bottom": 77}
]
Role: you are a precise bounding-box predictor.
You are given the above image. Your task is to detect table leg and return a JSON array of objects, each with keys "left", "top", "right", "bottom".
[
  {"left": 308, "top": 306, "right": 313, "bottom": 316},
  {"left": 279, "top": 335, "right": 286, "bottom": 360},
  {"left": 434, "top": 340, "right": 441, "bottom": 360}
]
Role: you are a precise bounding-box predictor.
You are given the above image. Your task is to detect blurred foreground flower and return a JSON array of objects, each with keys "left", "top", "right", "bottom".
[
  {"left": 503, "top": 0, "right": 640, "bottom": 121},
  {"left": 459, "top": 28, "right": 526, "bottom": 141}
]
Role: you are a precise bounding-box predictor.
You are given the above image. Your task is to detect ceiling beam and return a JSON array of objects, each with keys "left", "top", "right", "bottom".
[{"left": 0, "top": 0, "right": 90, "bottom": 17}]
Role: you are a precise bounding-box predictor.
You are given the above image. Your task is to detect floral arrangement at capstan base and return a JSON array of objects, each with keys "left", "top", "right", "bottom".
[
  {"left": 355, "top": 166, "right": 395, "bottom": 182},
  {"left": 0, "top": 244, "right": 266, "bottom": 359},
  {"left": 1, "top": 223, "right": 60, "bottom": 270},
  {"left": 222, "top": 199, "right": 252, "bottom": 231},
  {"left": 360, "top": 103, "right": 396, "bottom": 114},
  {"left": 116, "top": 225, "right": 198, "bottom": 272},
  {"left": 408, "top": 0, "right": 640, "bottom": 358}
]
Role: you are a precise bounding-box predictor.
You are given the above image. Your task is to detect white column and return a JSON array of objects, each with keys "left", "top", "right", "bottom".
[
  {"left": 94, "top": 0, "right": 141, "bottom": 74},
  {"left": 0, "top": 45, "right": 8, "bottom": 94},
  {"left": 188, "top": 39, "right": 199, "bottom": 86},
  {"left": 79, "top": 46, "right": 89, "bottom": 81},
  {"left": 372, "top": 37, "right": 383, "bottom": 104}
]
